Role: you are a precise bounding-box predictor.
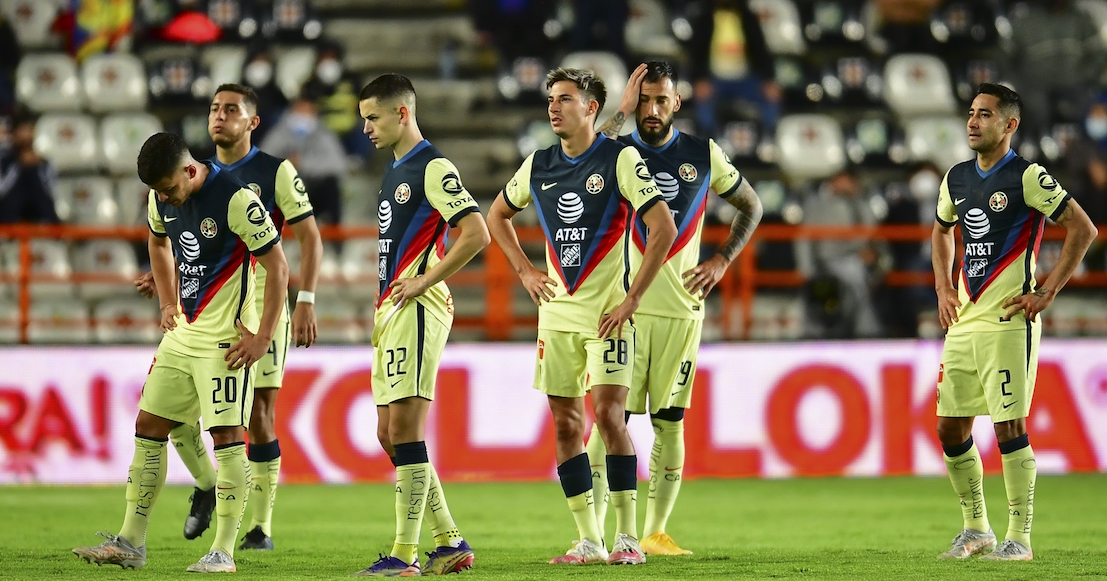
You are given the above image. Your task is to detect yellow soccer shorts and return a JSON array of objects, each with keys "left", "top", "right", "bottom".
[
  {"left": 534, "top": 325, "right": 635, "bottom": 398},
  {"left": 140, "top": 343, "right": 254, "bottom": 429},
  {"left": 372, "top": 301, "right": 450, "bottom": 405},
  {"left": 253, "top": 318, "right": 290, "bottom": 389},
  {"left": 937, "top": 325, "right": 1041, "bottom": 422},
  {"left": 627, "top": 313, "right": 702, "bottom": 415}
]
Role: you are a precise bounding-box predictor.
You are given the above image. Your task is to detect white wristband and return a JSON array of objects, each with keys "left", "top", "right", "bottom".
[{"left": 296, "top": 290, "right": 316, "bottom": 304}]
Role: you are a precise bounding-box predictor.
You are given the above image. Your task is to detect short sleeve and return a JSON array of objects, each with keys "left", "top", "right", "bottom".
[
  {"left": 1022, "top": 163, "right": 1072, "bottom": 221},
  {"left": 936, "top": 171, "right": 957, "bottom": 226},
  {"left": 147, "top": 190, "right": 167, "bottom": 236},
  {"left": 615, "top": 146, "right": 663, "bottom": 213},
  {"left": 424, "top": 157, "right": 481, "bottom": 226},
  {"left": 503, "top": 153, "right": 535, "bottom": 211},
  {"left": 275, "top": 159, "right": 314, "bottom": 224},
  {"left": 228, "top": 188, "right": 281, "bottom": 254},
  {"left": 707, "top": 139, "right": 743, "bottom": 198}
]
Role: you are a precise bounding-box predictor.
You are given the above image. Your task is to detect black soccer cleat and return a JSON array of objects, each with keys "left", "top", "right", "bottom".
[
  {"left": 183, "top": 486, "right": 216, "bottom": 540},
  {"left": 239, "top": 526, "right": 274, "bottom": 551}
]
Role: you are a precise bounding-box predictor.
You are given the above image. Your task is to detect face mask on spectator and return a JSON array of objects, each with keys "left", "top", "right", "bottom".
[
  {"left": 1086, "top": 116, "right": 1107, "bottom": 141},
  {"left": 909, "top": 170, "right": 940, "bottom": 202},
  {"left": 316, "top": 58, "right": 343, "bottom": 85},
  {"left": 288, "top": 113, "right": 318, "bottom": 137},
  {"left": 245, "top": 60, "right": 274, "bottom": 87}
]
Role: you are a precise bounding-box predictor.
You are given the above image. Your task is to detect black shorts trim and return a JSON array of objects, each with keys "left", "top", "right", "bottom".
[{"left": 416, "top": 303, "right": 426, "bottom": 396}]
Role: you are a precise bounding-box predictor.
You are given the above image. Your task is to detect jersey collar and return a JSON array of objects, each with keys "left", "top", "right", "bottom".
[
  {"left": 975, "top": 148, "right": 1016, "bottom": 178},
  {"left": 560, "top": 133, "right": 606, "bottom": 165},
  {"left": 213, "top": 146, "right": 260, "bottom": 172},
  {"left": 393, "top": 140, "right": 431, "bottom": 168},
  {"left": 630, "top": 129, "right": 680, "bottom": 153}
]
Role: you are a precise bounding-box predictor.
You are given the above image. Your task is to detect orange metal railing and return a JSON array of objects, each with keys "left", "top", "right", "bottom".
[{"left": 2, "top": 223, "right": 1105, "bottom": 343}]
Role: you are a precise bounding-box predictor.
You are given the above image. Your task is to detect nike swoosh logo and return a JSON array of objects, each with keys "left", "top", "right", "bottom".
[
  {"left": 164, "top": 216, "right": 178, "bottom": 222},
  {"left": 541, "top": 182, "right": 557, "bottom": 190},
  {"left": 1002, "top": 400, "right": 1018, "bottom": 409},
  {"left": 954, "top": 198, "right": 966, "bottom": 205},
  {"left": 605, "top": 368, "right": 619, "bottom": 374},
  {"left": 215, "top": 407, "right": 231, "bottom": 414},
  {"left": 262, "top": 370, "right": 276, "bottom": 376},
  {"left": 664, "top": 465, "right": 683, "bottom": 471},
  {"left": 390, "top": 380, "right": 402, "bottom": 388}
]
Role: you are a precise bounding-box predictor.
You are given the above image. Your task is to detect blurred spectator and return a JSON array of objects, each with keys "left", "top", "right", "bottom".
[
  {"left": 569, "top": 0, "right": 629, "bottom": 63},
  {"left": 242, "top": 48, "right": 288, "bottom": 144},
  {"left": 682, "top": 0, "right": 780, "bottom": 137},
  {"left": 1004, "top": 0, "right": 1107, "bottom": 136},
  {"left": 302, "top": 43, "right": 369, "bottom": 160},
  {"left": 872, "top": 0, "right": 942, "bottom": 54},
  {"left": 1056, "top": 98, "right": 1107, "bottom": 269},
  {"left": 0, "top": 15, "right": 19, "bottom": 116},
  {"left": 260, "top": 94, "right": 346, "bottom": 226},
  {"left": 881, "top": 163, "right": 942, "bottom": 336},
  {"left": 0, "top": 115, "right": 60, "bottom": 224},
  {"left": 795, "top": 170, "right": 884, "bottom": 338},
  {"left": 469, "top": 0, "right": 560, "bottom": 67}
]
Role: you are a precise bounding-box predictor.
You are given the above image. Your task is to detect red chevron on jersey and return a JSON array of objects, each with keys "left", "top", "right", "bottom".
[
  {"left": 965, "top": 211, "right": 1043, "bottom": 303},
  {"left": 557, "top": 201, "right": 629, "bottom": 295},
  {"left": 379, "top": 206, "right": 446, "bottom": 307},
  {"left": 186, "top": 241, "right": 251, "bottom": 323}
]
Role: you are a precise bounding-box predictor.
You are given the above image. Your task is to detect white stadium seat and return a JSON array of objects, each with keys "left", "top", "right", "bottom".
[
  {"left": 749, "top": 0, "right": 806, "bottom": 55},
  {"left": 0, "top": 0, "right": 63, "bottom": 48},
  {"left": 1, "top": 240, "right": 74, "bottom": 300},
  {"left": 100, "top": 113, "right": 164, "bottom": 175},
  {"left": 34, "top": 113, "right": 100, "bottom": 172},
  {"left": 115, "top": 178, "right": 152, "bottom": 226},
  {"left": 82, "top": 53, "right": 148, "bottom": 113},
  {"left": 275, "top": 45, "right": 317, "bottom": 100},
  {"left": 340, "top": 238, "right": 379, "bottom": 302},
  {"left": 883, "top": 54, "right": 957, "bottom": 117},
  {"left": 626, "top": 0, "right": 681, "bottom": 58},
  {"left": 201, "top": 44, "right": 248, "bottom": 87},
  {"left": 16, "top": 52, "right": 84, "bottom": 112},
  {"left": 0, "top": 299, "right": 17, "bottom": 343},
  {"left": 93, "top": 297, "right": 160, "bottom": 344},
  {"left": 73, "top": 240, "right": 139, "bottom": 301},
  {"left": 53, "top": 176, "right": 119, "bottom": 225},
  {"left": 561, "top": 52, "right": 628, "bottom": 132},
  {"left": 903, "top": 116, "right": 973, "bottom": 172},
  {"left": 314, "top": 298, "right": 363, "bottom": 344},
  {"left": 775, "top": 114, "right": 846, "bottom": 181},
  {"left": 28, "top": 297, "right": 91, "bottom": 344}
]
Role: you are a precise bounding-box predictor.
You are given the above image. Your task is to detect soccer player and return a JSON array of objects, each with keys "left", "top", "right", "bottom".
[
  {"left": 933, "top": 84, "right": 1097, "bottom": 561},
  {"left": 487, "top": 67, "right": 678, "bottom": 566},
  {"left": 136, "top": 84, "right": 323, "bottom": 550},
  {"left": 352, "top": 73, "right": 489, "bottom": 577},
  {"left": 584, "top": 61, "right": 763, "bottom": 556},
  {"left": 73, "top": 132, "right": 288, "bottom": 573}
]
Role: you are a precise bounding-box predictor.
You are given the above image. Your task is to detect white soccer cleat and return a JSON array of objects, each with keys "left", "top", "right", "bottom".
[
  {"left": 549, "top": 538, "right": 609, "bottom": 564},
  {"left": 186, "top": 548, "right": 237, "bottom": 573},
  {"left": 72, "top": 532, "right": 146, "bottom": 569},
  {"left": 938, "top": 528, "right": 997, "bottom": 559},
  {"left": 606, "top": 533, "right": 647, "bottom": 565},
  {"left": 980, "top": 539, "right": 1033, "bottom": 561}
]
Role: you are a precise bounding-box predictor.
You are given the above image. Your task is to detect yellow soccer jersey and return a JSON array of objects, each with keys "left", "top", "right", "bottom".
[
  {"left": 619, "top": 131, "right": 745, "bottom": 320},
  {"left": 503, "top": 134, "right": 663, "bottom": 333},
  {"left": 936, "top": 150, "right": 1072, "bottom": 334},
  {"left": 375, "top": 141, "right": 480, "bottom": 327},
  {"left": 148, "top": 164, "right": 281, "bottom": 356}
]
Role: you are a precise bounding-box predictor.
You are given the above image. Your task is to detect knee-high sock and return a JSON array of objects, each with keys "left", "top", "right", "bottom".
[
  {"left": 246, "top": 440, "right": 281, "bottom": 536},
  {"left": 392, "top": 442, "right": 430, "bottom": 564},
  {"left": 558, "top": 452, "right": 603, "bottom": 544},
  {"left": 169, "top": 423, "right": 217, "bottom": 491},
  {"left": 425, "top": 463, "right": 464, "bottom": 548},
  {"left": 585, "top": 423, "right": 609, "bottom": 530},
  {"left": 119, "top": 435, "right": 167, "bottom": 547},
  {"left": 999, "top": 435, "right": 1035, "bottom": 547},
  {"left": 607, "top": 454, "right": 638, "bottom": 540},
  {"left": 943, "top": 436, "right": 990, "bottom": 532},
  {"left": 212, "top": 443, "right": 251, "bottom": 558},
  {"left": 644, "top": 418, "right": 684, "bottom": 537}
]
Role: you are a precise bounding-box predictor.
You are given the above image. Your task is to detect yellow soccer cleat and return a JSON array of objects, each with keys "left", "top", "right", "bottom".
[{"left": 640, "top": 532, "right": 693, "bottom": 556}]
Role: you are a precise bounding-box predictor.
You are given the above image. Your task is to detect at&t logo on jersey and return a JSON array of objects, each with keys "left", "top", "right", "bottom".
[
  {"left": 395, "top": 183, "right": 411, "bottom": 204},
  {"left": 179, "top": 231, "right": 201, "bottom": 262},
  {"left": 963, "top": 208, "right": 990, "bottom": 239},
  {"left": 378, "top": 200, "right": 393, "bottom": 234},
  {"left": 557, "top": 192, "right": 584, "bottom": 224},
  {"left": 654, "top": 171, "right": 680, "bottom": 202}
]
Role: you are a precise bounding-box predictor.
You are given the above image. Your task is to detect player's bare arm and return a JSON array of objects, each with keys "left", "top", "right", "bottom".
[
  {"left": 1002, "top": 199, "right": 1098, "bottom": 322},
  {"left": 596, "top": 63, "right": 648, "bottom": 139},
  {"left": 600, "top": 200, "right": 677, "bottom": 339},
  {"left": 488, "top": 192, "right": 558, "bottom": 305},
  {"left": 289, "top": 216, "right": 322, "bottom": 347},
  {"left": 149, "top": 233, "right": 179, "bottom": 332},
  {"left": 932, "top": 221, "right": 961, "bottom": 330},
  {"left": 389, "top": 211, "right": 491, "bottom": 305},
  {"left": 227, "top": 243, "right": 289, "bottom": 370},
  {"left": 683, "top": 179, "right": 764, "bottom": 299}
]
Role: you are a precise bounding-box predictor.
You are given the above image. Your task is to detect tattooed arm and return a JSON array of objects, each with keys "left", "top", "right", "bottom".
[
  {"left": 682, "top": 178, "right": 764, "bottom": 299},
  {"left": 1001, "top": 199, "right": 1098, "bottom": 321},
  {"left": 596, "top": 63, "right": 647, "bottom": 138}
]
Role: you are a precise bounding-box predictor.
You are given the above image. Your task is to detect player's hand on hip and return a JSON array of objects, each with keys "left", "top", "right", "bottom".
[
  {"left": 1002, "top": 289, "right": 1054, "bottom": 323},
  {"left": 936, "top": 287, "right": 961, "bottom": 330},
  {"left": 226, "top": 321, "right": 266, "bottom": 370},
  {"left": 599, "top": 297, "right": 638, "bottom": 339},
  {"left": 159, "top": 304, "right": 178, "bottom": 332},
  {"left": 521, "top": 267, "right": 557, "bottom": 305},
  {"left": 291, "top": 302, "right": 317, "bottom": 347},
  {"left": 135, "top": 271, "right": 157, "bottom": 299},
  {"left": 389, "top": 276, "right": 430, "bottom": 305},
  {"left": 683, "top": 254, "right": 729, "bottom": 299}
]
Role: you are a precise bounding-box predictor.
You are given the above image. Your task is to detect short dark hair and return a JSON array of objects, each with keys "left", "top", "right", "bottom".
[
  {"left": 976, "top": 83, "right": 1021, "bottom": 121},
  {"left": 546, "top": 67, "right": 607, "bottom": 115},
  {"left": 137, "top": 132, "right": 190, "bottom": 185},
  {"left": 359, "top": 73, "right": 417, "bottom": 104},
  {"left": 643, "top": 61, "right": 677, "bottom": 85},
  {"left": 213, "top": 83, "right": 259, "bottom": 113}
]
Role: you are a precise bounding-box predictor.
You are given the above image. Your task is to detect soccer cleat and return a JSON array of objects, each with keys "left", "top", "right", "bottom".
[
  {"left": 184, "top": 486, "right": 216, "bottom": 540},
  {"left": 72, "top": 532, "right": 146, "bottom": 569},
  {"left": 424, "top": 540, "right": 474, "bottom": 575},
  {"left": 352, "top": 554, "right": 421, "bottom": 577},
  {"left": 548, "top": 538, "right": 608, "bottom": 565},
  {"left": 186, "top": 548, "right": 237, "bottom": 573},
  {"left": 980, "top": 539, "right": 1033, "bottom": 561},
  {"left": 938, "top": 528, "right": 997, "bottom": 559},
  {"left": 239, "top": 526, "right": 274, "bottom": 551},
  {"left": 606, "top": 533, "right": 647, "bottom": 565},
  {"left": 640, "top": 531, "right": 693, "bottom": 556}
]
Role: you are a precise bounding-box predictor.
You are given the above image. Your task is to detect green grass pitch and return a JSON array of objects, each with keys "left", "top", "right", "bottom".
[{"left": 3, "top": 474, "right": 1106, "bottom": 580}]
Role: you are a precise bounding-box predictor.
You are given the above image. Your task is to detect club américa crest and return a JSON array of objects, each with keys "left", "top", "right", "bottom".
[
  {"left": 678, "top": 163, "right": 697, "bottom": 182},
  {"left": 395, "top": 183, "right": 411, "bottom": 204},
  {"left": 989, "top": 191, "right": 1008, "bottom": 212},
  {"left": 586, "top": 173, "right": 604, "bottom": 194},
  {"left": 200, "top": 217, "right": 217, "bottom": 238}
]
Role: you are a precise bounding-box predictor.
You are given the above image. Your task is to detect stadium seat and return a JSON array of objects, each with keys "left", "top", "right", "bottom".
[
  {"left": 8, "top": 240, "right": 74, "bottom": 300},
  {"left": 100, "top": 113, "right": 164, "bottom": 175},
  {"left": 73, "top": 240, "right": 139, "bottom": 301},
  {"left": 749, "top": 0, "right": 806, "bottom": 55},
  {"left": 825, "top": 56, "right": 882, "bottom": 106},
  {"left": 774, "top": 114, "right": 846, "bottom": 181},
  {"left": 560, "top": 52, "right": 628, "bottom": 124},
  {"left": 883, "top": 54, "right": 957, "bottom": 117},
  {"left": 339, "top": 238, "right": 379, "bottom": 302},
  {"left": 15, "top": 53, "right": 84, "bottom": 112},
  {"left": 27, "top": 297, "right": 91, "bottom": 344},
  {"left": 115, "top": 178, "right": 151, "bottom": 226},
  {"left": 952, "top": 58, "right": 1000, "bottom": 103},
  {"left": 0, "top": 0, "right": 63, "bottom": 48},
  {"left": 797, "top": 0, "right": 866, "bottom": 45},
  {"left": 201, "top": 44, "right": 249, "bottom": 87},
  {"left": 903, "top": 116, "right": 973, "bottom": 172},
  {"left": 312, "top": 242, "right": 342, "bottom": 298},
  {"left": 82, "top": 53, "right": 148, "bottom": 113},
  {"left": 92, "top": 297, "right": 160, "bottom": 344},
  {"left": 206, "top": 0, "right": 261, "bottom": 41},
  {"left": 147, "top": 55, "right": 213, "bottom": 103},
  {"left": 0, "top": 299, "right": 17, "bottom": 343},
  {"left": 53, "top": 176, "right": 118, "bottom": 225},
  {"left": 721, "top": 120, "right": 768, "bottom": 167},
  {"left": 33, "top": 113, "right": 100, "bottom": 172},
  {"left": 625, "top": 0, "right": 682, "bottom": 58},
  {"left": 934, "top": 1, "right": 1001, "bottom": 48},
  {"left": 314, "top": 298, "right": 363, "bottom": 344},
  {"left": 1079, "top": 0, "right": 1107, "bottom": 44},
  {"left": 263, "top": 0, "right": 323, "bottom": 42},
  {"left": 274, "top": 45, "right": 317, "bottom": 100}
]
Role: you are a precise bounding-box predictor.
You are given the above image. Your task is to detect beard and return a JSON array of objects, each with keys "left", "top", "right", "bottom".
[{"left": 636, "top": 116, "right": 673, "bottom": 145}]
